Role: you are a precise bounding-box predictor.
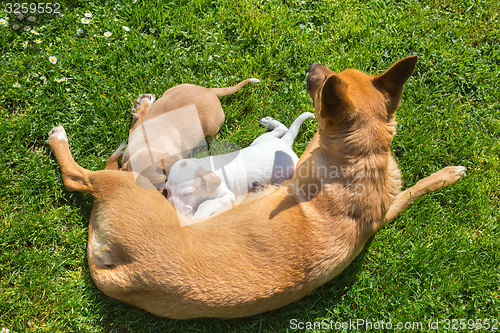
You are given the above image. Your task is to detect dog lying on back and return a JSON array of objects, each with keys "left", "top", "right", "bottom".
[
  {"left": 165, "top": 112, "right": 315, "bottom": 222},
  {"left": 118, "top": 78, "right": 259, "bottom": 190}
]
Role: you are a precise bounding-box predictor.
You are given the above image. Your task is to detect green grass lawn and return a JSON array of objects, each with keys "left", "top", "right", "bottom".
[{"left": 1, "top": 0, "right": 498, "bottom": 331}]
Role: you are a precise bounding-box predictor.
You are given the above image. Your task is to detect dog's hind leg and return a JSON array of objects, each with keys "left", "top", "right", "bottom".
[
  {"left": 105, "top": 143, "right": 126, "bottom": 170},
  {"left": 383, "top": 166, "right": 467, "bottom": 224},
  {"left": 259, "top": 116, "right": 288, "bottom": 138},
  {"left": 48, "top": 126, "right": 94, "bottom": 193}
]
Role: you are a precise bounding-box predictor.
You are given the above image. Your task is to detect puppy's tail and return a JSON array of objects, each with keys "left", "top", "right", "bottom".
[
  {"left": 105, "top": 142, "right": 127, "bottom": 170},
  {"left": 209, "top": 78, "right": 260, "bottom": 97},
  {"left": 281, "top": 112, "right": 315, "bottom": 146}
]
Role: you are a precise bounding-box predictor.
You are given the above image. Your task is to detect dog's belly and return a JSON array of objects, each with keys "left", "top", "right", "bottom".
[{"left": 212, "top": 143, "right": 298, "bottom": 195}]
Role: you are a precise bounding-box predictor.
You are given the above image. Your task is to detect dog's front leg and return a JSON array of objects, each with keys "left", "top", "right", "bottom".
[
  {"left": 193, "top": 194, "right": 235, "bottom": 221},
  {"left": 384, "top": 166, "right": 467, "bottom": 224}
]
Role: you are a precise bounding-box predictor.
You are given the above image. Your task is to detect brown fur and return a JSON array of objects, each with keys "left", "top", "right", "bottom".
[
  {"left": 48, "top": 56, "right": 465, "bottom": 319},
  {"left": 121, "top": 79, "right": 257, "bottom": 172}
]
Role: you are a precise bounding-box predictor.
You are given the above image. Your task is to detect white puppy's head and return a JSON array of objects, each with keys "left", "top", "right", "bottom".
[{"left": 165, "top": 159, "right": 221, "bottom": 217}]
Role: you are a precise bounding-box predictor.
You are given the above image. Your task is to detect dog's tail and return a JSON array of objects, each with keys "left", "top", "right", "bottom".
[
  {"left": 105, "top": 142, "right": 127, "bottom": 170},
  {"left": 281, "top": 112, "right": 315, "bottom": 146},
  {"left": 209, "top": 78, "right": 260, "bottom": 97}
]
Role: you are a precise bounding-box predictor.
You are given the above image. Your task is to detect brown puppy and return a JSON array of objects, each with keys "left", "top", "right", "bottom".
[
  {"left": 120, "top": 79, "right": 259, "bottom": 189},
  {"left": 48, "top": 56, "right": 465, "bottom": 319}
]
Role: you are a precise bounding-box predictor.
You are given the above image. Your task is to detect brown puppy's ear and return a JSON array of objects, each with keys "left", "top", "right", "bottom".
[
  {"left": 373, "top": 55, "right": 418, "bottom": 111},
  {"left": 196, "top": 166, "right": 221, "bottom": 196},
  {"left": 320, "top": 74, "right": 352, "bottom": 118}
]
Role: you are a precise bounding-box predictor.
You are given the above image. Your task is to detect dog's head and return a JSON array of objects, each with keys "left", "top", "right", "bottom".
[{"left": 307, "top": 56, "right": 417, "bottom": 156}]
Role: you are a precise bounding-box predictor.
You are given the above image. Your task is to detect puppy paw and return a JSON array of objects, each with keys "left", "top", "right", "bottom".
[
  {"left": 48, "top": 125, "right": 68, "bottom": 142},
  {"left": 260, "top": 116, "right": 281, "bottom": 129},
  {"left": 132, "top": 93, "right": 156, "bottom": 120},
  {"left": 135, "top": 93, "right": 156, "bottom": 106}
]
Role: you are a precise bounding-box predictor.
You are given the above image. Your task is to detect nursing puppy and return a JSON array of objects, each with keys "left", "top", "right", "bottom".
[
  {"left": 165, "top": 112, "right": 315, "bottom": 222},
  {"left": 48, "top": 55, "right": 466, "bottom": 319},
  {"left": 120, "top": 78, "right": 259, "bottom": 189}
]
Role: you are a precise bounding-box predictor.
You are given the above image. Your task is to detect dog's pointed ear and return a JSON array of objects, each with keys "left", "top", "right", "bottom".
[
  {"left": 320, "top": 74, "right": 352, "bottom": 117},
  {"left": 373, "top": 55, "right": 417, "bottom": 113},
  {"left": 374, "top": 55, "right": 418, "bottom": 95}
]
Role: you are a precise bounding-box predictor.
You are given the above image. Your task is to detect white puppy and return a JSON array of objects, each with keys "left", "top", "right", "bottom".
[{"left": 165, "top": 112, "right": 315, "bottom": 223}]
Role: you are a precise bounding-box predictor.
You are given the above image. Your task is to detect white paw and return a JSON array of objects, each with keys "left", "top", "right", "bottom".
[
  {"left": 260, "top": 116, "right": 282, "bottom": 129},
  {"left": 260, "top": 116, "right": 274, "bottom": 125},
  {"left": 48, "top": 125, "right": 68, "bottom": 142}
]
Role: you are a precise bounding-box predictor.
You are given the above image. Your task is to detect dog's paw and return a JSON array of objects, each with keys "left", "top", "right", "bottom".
[
  {"left": 132, "top": 94, "right": 156, "bottom": 120},
  {"left": 48, "top": 125, "right": 68, "bottom": 142},
  {"left": 135, "top": 93, "right": 156, "bottom": 105},
  {"left": 260, "top": 116, "right": 274, "bottom": 125},
  {"left": 432, "top": 166, "right": 467, "bottom": 188},
  {"left": 442, "top": 165, "right": 467, "bottom": 182},
  {"left": 260, "top": 116, "right": 281, "bottom": 129}
]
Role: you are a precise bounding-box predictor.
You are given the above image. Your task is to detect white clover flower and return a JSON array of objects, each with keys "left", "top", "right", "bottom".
[
  {"left": 76, "top": 28, "right": 83, "bottom": 35},
  {"left": 34, "top": 39, "right": 41, "bottom": 44},
  {"left": 12, "top": 24, "right": 20, "bottom": 30},
  {"left": 81, "top": 18, "right": 90, "bottom": 24},
  {"left": 49, "top": 56, "right": 57, "bottom": 64},
  {"left": 13, "top": 83, "right": 20, "bottom": 88},
  {"left": 28, "top": 16, "right": 36, "bottom": 22},
  {"left": 104, "top": 31, "right": 112, "bottom": 37},
  {"left": 0, "top": 19, "right": 6, "bottom": 26},
  {"left": 122, "top": 26, "right": 130, "bottom": 31},
  {"left": 208, "top": 54, "right": 220, "bottom": 61},
  {"left": 84, "top": 13, "right": 92, "bottom": 18}
]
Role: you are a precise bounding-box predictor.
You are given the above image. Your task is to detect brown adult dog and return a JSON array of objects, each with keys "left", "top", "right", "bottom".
[
  {"left": 119, "top": 78, "right": 259, "bottom": 189},
  {"left": 48, "top": 56, "right": 466, "bottom": 319}
]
